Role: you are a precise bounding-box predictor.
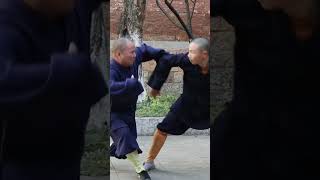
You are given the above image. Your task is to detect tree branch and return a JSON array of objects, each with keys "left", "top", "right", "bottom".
[
  {"left": 156, "top": 0, "right": 184, "bottom": 31},
  {"left": 190, "top": 0, "right": 196, "bottom": 19},
  {"left": 185, "top": 0, "right": 192, "bottom": 33},
  {"left": 164, "top": 0, "right": 194, "bottom": 39}
]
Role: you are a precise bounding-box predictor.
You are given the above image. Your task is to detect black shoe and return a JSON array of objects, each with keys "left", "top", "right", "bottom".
[{"left": 137, "top": 170, "right": 151, "bottom": 180}]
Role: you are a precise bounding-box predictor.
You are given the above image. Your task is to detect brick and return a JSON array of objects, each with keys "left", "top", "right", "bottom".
[{"left": 111, "top": 0, "right": 210, "bottom": 41}]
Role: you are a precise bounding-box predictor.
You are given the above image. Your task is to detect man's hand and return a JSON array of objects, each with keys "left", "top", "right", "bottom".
[{"left": 149, "top": 88, "right": 160, "bottom": 98}]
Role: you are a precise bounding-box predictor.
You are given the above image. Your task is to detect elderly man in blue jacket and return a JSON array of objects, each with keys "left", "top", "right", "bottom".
[{"left": 109, "top": 37, "right": 168, "bottom": 180}]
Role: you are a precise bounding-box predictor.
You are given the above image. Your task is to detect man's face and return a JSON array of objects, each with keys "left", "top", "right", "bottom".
[
  {"left": 119, "top": 42, "right": 136, "bottom": 67},
  {"left": 257, "top": 0, "right": 289, "bottom": 10},
  {"left": 188, "top": 42, "right": 207, "bottom": 66}
]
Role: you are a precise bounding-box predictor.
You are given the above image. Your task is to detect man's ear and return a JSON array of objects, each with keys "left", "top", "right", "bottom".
[
  {"left": 113, "top": 51, "right": 120, "bottom": 60},
  {"left": 114, "top": 51, "right": 121, "bottom": 59}
]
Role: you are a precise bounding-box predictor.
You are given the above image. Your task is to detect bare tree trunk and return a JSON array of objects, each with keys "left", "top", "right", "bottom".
[
  {"left": 184, "top": 0, "right": 193, "bottom": 33},
  {"left": 118, "top": 0, "right": 147, "bottom": 102},
  {"left": 88, "top": 2, "right": 109, "bottom": 131},
  {"left": 80, "top": 2, "right": 109, "bottom": 176}
]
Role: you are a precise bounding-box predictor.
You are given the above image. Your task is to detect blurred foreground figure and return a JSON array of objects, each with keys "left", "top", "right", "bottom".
[
  {"left": 0, "top": 0, "right": 108, "bottom": 179},
  {"left": 212, "top": 0, "right": 320, "bottom": 179}
]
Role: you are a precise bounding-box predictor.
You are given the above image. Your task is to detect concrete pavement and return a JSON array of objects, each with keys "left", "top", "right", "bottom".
[
  {"left": 110, "top": 136, "right": 210, "bottom": 180},
  {"left": 81, "top": 176, "right": 109, "bottom": 180}
]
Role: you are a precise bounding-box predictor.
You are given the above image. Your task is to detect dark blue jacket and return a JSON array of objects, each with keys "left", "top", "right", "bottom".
[{"left": 110, "top": 44, "right": 165, "bottom": 131}]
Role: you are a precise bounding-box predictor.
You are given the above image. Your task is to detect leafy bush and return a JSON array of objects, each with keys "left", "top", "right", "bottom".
[{"left": 136, "top": 94, "right": 178, "bottom": 117}]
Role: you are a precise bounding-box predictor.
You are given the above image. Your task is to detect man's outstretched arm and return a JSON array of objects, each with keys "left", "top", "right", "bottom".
[
  {"left": 135, "top": 43, "right": 166, "bottom": 65},
  {"left": 147, "top": 53, "right": 188, "bottom": 92}
]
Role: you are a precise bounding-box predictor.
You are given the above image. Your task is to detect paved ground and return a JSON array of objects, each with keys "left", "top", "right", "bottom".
[
  {"left": 81, "top": 176, "right": 109, "bottom": 180},
  {"left": 110, "top": 136, "right": 210, "bottom": 180}
]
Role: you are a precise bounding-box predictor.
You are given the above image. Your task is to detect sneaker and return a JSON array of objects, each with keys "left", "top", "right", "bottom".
[
  {"left": 143, "top": 161, "right": 156, "bottom": 171},
  {"left": 137, "top": 170, "right": 151, "bottom": 180}
]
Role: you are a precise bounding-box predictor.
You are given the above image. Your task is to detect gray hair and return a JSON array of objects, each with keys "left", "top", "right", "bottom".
[
  {"left": 191, "top": 38, "right": 209, "bottom": 52},
  {"left": 111, "top": 37, "right": 134, "bottom": 55}
]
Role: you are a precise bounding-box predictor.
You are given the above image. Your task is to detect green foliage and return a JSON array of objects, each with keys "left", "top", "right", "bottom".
[
  {"left": 136, "top": 94, "right": 178, "bottom": 117},
  {"left": 81, "top": 130, "right": 109, "bottom": 176},
  {"left": 81, "top": 149, "right": 109, "bottom": 176}
]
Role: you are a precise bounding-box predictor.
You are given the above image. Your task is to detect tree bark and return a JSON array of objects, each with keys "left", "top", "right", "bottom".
[
  {"left": 88, "top": 2, "right": 110, "bottom": 131},
  {"left": 118, "top": 0, "right": 147, "bottom": 102}
]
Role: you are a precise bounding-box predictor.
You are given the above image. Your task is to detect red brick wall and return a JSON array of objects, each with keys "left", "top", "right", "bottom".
[{"left": 110, "top": 0, "right": 210, "bottom": 41}]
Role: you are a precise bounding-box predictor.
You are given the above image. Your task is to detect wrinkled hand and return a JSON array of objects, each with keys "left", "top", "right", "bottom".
[{"left": 149, "top": 88, "right": 160, "bottom": 98}]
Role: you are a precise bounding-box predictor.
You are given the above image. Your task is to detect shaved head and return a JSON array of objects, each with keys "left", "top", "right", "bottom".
[
  {"left": 188, "top": 37, "right": 209, "bottom": 67},
  {"left": 190, "top": 38, "right": 209, "bottom": 53}
]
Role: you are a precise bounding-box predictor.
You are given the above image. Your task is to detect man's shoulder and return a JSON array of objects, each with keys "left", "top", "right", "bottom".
[
  {"left": 135, "top": 43, "right": 148, "bottom": 53},
  {"left": 110, "top": 61, "right": 119, "bottom": 71},
  {"left": 164, "top": 52, "right": 189, "bottom": 61},
  {"left": 135, "top": 43, "right": 162, "bottom": 53},
  {"left": 110, "top": 60, "right": 125, "bottom": 75},
  {"left": 109, "top": 66, "right": 121, "bottom": 80}
]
